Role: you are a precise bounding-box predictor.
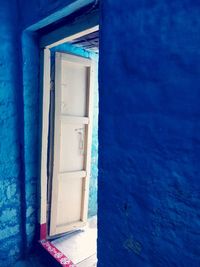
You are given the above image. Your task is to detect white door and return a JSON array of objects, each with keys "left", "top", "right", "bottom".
[{"left": 49, "top": 52, "right": 94, "bottom": 236}]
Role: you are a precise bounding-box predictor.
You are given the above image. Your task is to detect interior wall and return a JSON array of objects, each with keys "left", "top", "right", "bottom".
[
  {"left": 1, "top": 0, "right": 200, "bottom": 266},
  {"left": 0, "top": 1, "right": 25, "bottom": 266},
  {"left": 0, "top": 1, "right": 94, "bottom": 265},
  {"left": 98, "top": 1, "right": 200, "bottom": 267},
  {"left": 51, "top": 43, "right": 98, "bottom": 217},
  {"left": 22, "top": 31, "right": 40, "bottom": 251},
  {"left": 18, "top": 0, "right": 94, "bottom": 29}
]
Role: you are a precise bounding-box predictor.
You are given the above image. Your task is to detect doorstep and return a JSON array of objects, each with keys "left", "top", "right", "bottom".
[
  {"left": 39, "top": 216, "right": 97, "bottom": 267},
  {"left": 40, "top": 239, "right": 76, "bottom": 267}
]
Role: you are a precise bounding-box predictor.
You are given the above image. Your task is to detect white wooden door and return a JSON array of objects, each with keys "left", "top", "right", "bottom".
[{"left": 49, "top": 52, "right": 94, "bottom": 236}]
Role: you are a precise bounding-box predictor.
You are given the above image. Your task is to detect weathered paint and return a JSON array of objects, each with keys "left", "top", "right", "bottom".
[
  {"left": 21, "top": 31, "right": 41, "bottom": 251},
  {"left": 51, "top": 43, "right": 98, "bottom": 218},
  {"left": 0, "top": 0, "right": 200, "bottom": 266},
  {"left": 0, "top": 1, "right": 24, "bottom": 265}
]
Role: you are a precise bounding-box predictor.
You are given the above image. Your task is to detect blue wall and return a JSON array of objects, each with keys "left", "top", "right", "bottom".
[
  {"left": 0, "top": 1, "right": 25, "bottom": 265},
  {"left": 98, "top": 1, "right": 200, "bottom": 266},
  {"left": 18, "top": 0, "right": 94, "bottom": 30},
  {"left": 51, "top": 43, "right": 98, "bottom": 217},
  {"left": 0, "top": 0, "right": 200, "bottom": 266},
  {"left": 22, "top": 31, "right": 40, "bottom": 251}
]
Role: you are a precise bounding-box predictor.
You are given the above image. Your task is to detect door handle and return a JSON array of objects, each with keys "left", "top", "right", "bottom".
[{"left": 75, "top": 128, "right": 84, "bottom": 155}]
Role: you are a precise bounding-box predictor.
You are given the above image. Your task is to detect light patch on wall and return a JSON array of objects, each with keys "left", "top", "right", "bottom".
[{"left": 123, "top": 236, "right": 142, "bottom": 256}]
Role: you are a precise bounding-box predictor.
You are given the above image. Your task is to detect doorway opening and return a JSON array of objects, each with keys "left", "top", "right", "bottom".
[{"left": 39, "top": 8, "right": 99, "bottom": 267}]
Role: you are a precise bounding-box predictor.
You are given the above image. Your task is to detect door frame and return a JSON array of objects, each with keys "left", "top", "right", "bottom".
[{"left": 39, "top": 10, "right": 99, "bottom": 240}]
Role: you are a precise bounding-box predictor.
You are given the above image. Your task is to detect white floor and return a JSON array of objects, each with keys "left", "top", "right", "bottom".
[{"left": 52, "top": 216, "right": 97, "bottom": 267}]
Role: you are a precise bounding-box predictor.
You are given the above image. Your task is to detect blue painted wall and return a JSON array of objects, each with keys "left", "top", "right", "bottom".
[
  {"left": 22, "top": 31, "right": 40, "bottom": 251},
  {"left": 18, "top": 0, "right": 94, "bottom": 30},
  {"left": 98, "top": 1, "right": 200, "bottom": 266},
  {"left": 51, "top": 43, "right": 98, "bottom": 217},
  {"left": 0, "top": 1, "right": 25, "bottom": 266},
  {"left": 0, "top": 0, "right": 200, "bottom": 266}
]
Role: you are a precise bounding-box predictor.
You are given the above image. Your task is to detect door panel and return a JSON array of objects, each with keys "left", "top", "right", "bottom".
[
  {"left": 60, "top": 123, "right": 86, "bottom": 172},
  {"left": 49, "top": 52, "right": 93, "bottom": 236},
  {"left": 57, "top": 176, "right": 83, "bottom": 225},
  {"left": 61, "top": 61, "right": 87, "bottom": 116}
]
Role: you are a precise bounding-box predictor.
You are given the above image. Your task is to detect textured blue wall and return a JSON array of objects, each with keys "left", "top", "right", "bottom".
[
  {"left": 19, "top": 0, "right": 94, "bottom": 29},
  {"left": 51, "top": 43, "right": 98, "bottom": 217},
  {"left": 22, "top": 31, "right": 40, "bottom": 250},
  {"left": 0, "top": 1, "right": 24, "bottom": 266},
  {"left": 98, "top": 1, "right": 200, "bottom": 266},
  {"left": 90, "top": 60, "right": 98, "bottom": 218},
  {"left": 1, "top": 0, "right": 200, "bottom": 266}
]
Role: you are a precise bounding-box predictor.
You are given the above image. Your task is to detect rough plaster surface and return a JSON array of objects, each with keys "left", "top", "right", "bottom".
[
  {"left": 0, "top": 1, "right": 24, "bottom": 266},
  {"left": 98, "top": 1, "right": 200, "bottom": 266},
  {"left": 19, "top": 0, "right": 77, "bottom": 28},
  {"left": 22, "top": 31, "right": 40, "bottom": 250},
  {"left": 0, "top": 0, "right": 200, "bottom": 266},
  {"left": 19, "top": 0, "right": 94, "bottom": 29}
]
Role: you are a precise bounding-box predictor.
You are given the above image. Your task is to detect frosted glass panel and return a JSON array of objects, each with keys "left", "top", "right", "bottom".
[
  {"left": 57, "top": 176, "right": 83, "bottom": 226},
  {"left": 61, "top": 61, "right": 88, "bottom": 116},
  {"left": 60, "top": 123, "right": 86, "bottom": 172}
]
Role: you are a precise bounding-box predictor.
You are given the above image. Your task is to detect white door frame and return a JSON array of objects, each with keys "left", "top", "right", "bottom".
[{"left": 39, "top": 11, "right": 99, "bottom": 239}]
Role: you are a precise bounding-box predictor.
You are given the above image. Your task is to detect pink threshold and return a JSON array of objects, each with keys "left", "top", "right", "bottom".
[
  {"left": 40, "top": 239, "right": 76, "bottom": 267},
  {"left": 39, "top": 217, "right": 97, "bottom": 267},
  {"left": 39, "top": 223, "right": 76, "bottom": 267}
]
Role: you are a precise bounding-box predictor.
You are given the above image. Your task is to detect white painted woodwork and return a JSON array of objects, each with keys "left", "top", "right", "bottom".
[
  {"left": 39, "top": 48, "right": 51, "bottom": 225},
  {"left": 61, "top": 61, "right": 87, "bottom": 116},
  {"left": 60, "top": 123, "right": 86, "bottom": 172},
  {"left": 49, "top": 52, "right": 94, "bottom": 236},
  {"left": 60, "top": 171, "right": 86, "bottom": 179},
  {"left": 61, "top": 115, "right": 89, "bottom": 124},
  {"left": 57, "top": 176, "right": 83, "bottom": 225}
]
